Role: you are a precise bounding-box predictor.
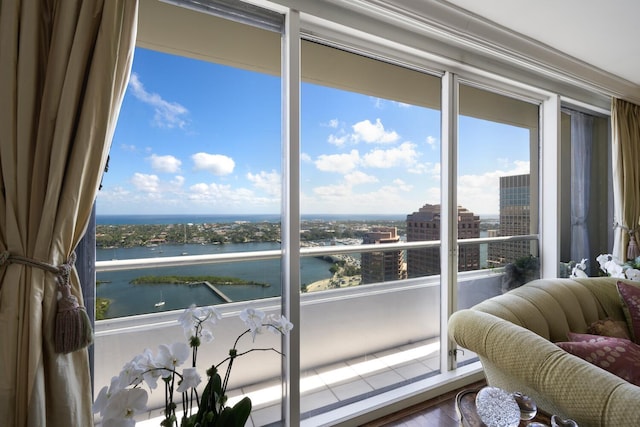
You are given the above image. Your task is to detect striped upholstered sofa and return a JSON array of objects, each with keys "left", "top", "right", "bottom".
[{"left": 448, "top": 277, "right": 640, "bottom": 427}]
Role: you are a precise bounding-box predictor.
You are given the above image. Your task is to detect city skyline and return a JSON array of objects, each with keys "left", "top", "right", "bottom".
[{"left": 97, "top": 47, "right": 531, "bottom": 217}]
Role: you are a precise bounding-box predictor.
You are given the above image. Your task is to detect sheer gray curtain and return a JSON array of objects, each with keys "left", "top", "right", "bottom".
[{"left": 570, "top": 111, "right": 593, "bottom": 265}]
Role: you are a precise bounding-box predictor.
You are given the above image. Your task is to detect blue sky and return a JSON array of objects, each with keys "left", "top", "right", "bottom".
[{"left": 97, "top": 47, "right": 530, "bottom": 217}]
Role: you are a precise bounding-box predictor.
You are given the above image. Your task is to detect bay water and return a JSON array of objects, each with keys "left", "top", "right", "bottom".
[{"left": 97, "top": 241, "right": 333, "bottom": 318}]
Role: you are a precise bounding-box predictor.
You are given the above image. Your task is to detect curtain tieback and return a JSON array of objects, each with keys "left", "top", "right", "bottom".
[{"left": 0, "top": 251, "right": 93, "bottom": 354}]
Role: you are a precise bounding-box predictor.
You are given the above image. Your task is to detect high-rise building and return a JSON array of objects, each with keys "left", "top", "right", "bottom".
[
  {"left": 406, "top": 204, "right": 480, "bottom": 277},
  {"left": 361, "top": 227, "right": 406, "bottom": 284},
  {"left": 488, "top": 174, "right": 532, "bottom": 266}
]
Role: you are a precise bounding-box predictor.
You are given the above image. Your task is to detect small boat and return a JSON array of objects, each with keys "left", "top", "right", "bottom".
[{"left": 154, "top": 292, "right": 165, "bottom": 307}]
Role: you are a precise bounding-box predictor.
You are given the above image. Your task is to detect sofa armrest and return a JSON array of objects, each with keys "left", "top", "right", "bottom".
[{"left": 449, "top": 309, "right": 640, "bottom": 426}]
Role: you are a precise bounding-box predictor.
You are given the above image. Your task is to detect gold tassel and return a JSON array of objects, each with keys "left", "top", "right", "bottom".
[
  {"left": 1, "top": 251, "right": 94, "bottom": 353},
  {"left": 55, "top": 290, "right": 94, "bottom": 354},
  {"left": 54, "top": 253, "right": 94, "bottom": 353}
]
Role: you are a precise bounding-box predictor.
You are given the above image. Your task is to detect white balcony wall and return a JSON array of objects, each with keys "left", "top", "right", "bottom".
[{"left": 94, "top": 273, "right": 502, "bottom": 412}]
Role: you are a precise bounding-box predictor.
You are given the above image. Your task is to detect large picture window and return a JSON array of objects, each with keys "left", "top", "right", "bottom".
[
  {"left": 88, "top": 1, "right": 596, "bottom": 426},
  {"left": 96, "top": 47, "right": 283, "bottom": 318},
  {"left": 458, "top": 83, "right": 540, "bottom": 303},
  {"left": 299, "top": 42, "right": 443, "bottom": 417}
]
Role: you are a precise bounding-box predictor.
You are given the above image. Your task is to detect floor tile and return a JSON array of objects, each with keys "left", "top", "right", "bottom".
[
  {"left": 300, "top": 388, "right": 339, "bottom": 413},
  {"left": 393, "top": 360, "right": 434, "bottom": 380},
  {"left": 250, "top": 403, "right": 282, "bottom": 426},
  {"left": 330, "top": 377, "right": 375, "bottom": 400},
  {"left": 315, "top": 362, "right": 361, "bottom": 387},
  {"left": 362, "top": 369, "right": 406, "bottom": 389},
  {"left": 347, "top": 355, "right": 387, "bottom": 376}
]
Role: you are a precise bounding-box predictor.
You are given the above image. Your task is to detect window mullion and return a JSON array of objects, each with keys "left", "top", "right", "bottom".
[
  {"left": 540, "top": 94, "right": 561, "bottom": 277},
  {"left": 281, "top": 8, "right": 301, "bottom": 427},
  {"left": 440, "top": 71, "right": 459, "bottom": 372}
]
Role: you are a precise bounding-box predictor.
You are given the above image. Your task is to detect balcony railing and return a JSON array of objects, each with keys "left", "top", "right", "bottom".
[{"left": 94, "top": 237, "right": 532, "bottom": 425}]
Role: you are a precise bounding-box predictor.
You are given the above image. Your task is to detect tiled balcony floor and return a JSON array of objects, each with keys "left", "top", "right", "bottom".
[{"left": 135, "top": 337, "right": 478, "bottom": 427}]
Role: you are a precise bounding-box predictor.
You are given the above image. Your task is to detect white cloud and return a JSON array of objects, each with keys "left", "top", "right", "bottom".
[
  {"left": 312, "top": 184, "right": 352, "bottom": 201},
  {"left": 362, "top": 142, "right": 418, "bottom": 168},
  {"left": 247, "top": 170, "right": 281, "bottom": 196},
  {"left": 96, "top": 186, "right": 131, "bottom": 203},
  {"left": 120, "top": 144, "right": 137, "bottom": 152},
  {"left": 392, "top": 178, "right": 412, "bottom": 192},
  {"left": 190, "top": 183, "right": 210, "bottom": 194},
  {"left": 344, "top": 171, "right": 378, "bottom": 186},
  {"left": 128, "top": 171, "right": 184, "bottom": 198},
  {"left": 408, "top": 161, "right": 440, "bottom": 175},
  {"left": 300, "top": 153, "right": 312, "bottom": 162},
  {"left": 149, "top": 154, "right": 181, "bottom": 173},
  {"left": 328, "top": 133, "right": 348, "bottom": 147},
  {"left": 512, "top": 160, "right": 530, "bottom": 172},
  {"left": 325, "top": 118, "right": 402, "bottom": 147},
  {"left": 458, "top": 161, "right": 530, "bottom": 215},
  {"left": 426, "top": 135, "right": 437, "bottom": 148},
  {"left": 315, "top": 150, "right": 360, "bottom": 174},
  {"left": 128, "top": 73, "right": 189, "bottom": 129},
  {"left": 131, "top": 173, "right": 160, "bottom": 193},
  {"left": 187, "top": 182, "right": 276, "bottom": 209},
  {"left": 170, "top": 175, "right": 185, "bottom": 187},
  {"left": 352, "top": 119, "right": 399, "bottom": 144},
  {"left": 432, "top": 162, "right": 441, "bottom": 177},
  {"left": 307, "top": 179, "right": 415, "bottom": 214},
  {"left": 192, "top": 152, "right": 235, "bottom": 176},
  {"left": 189, "top": 182, "right": 233, "bottom": 197}
]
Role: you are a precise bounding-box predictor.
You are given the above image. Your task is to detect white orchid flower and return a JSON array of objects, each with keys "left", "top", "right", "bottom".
[
  {"left": 569, "top": 258, "right": 588, "bottom": 278},
  {"left": 196, "top": 305, "right": 222, "bottom": 324},
  {"left": 570, "top": 267, "right": 588, "bottom": 278},
  {"left": 178, "top": 304, "right": 198, "bottom": 332},
  {"left": 200, "top": 328, "right": 214, "bottom": 344},
  {"left": 93, "top": 376, "right": 120, "bottom": 415},
  {"left": 133, "top": 348, "right": 163, "bottom": 390},
  {"left": 625, "top": 268, "right": 640, "bottom": 282},
  {"left": 604, "top": 260, "right": 625, "bottom": 278},
  {"left": 179, "top": 304, "right": 222, "bottom": 341},
  {"left": 177, "top": 367, "right": 202, "bottom": 393},
  {"left": 596, "top": 254, "right": 612, "bottom": 273},
  {"left": 156, "top": 342, "right": 190, "bottom": 377},
  {"left": 102, "top": 388, "right": 148, "bottom": 427},
  {"left": 266, "top": 314, "right": 294, "bottom": 335},
  {"left": 116, "top": 359, "right": 145, "bottom": 390},
  {"left": 240, "top": 307, "right": 266, "bottom": 340}
]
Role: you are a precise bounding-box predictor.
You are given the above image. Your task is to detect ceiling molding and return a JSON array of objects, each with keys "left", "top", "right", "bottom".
[
  {"left": 263, "top": 0, "right": 640, "bottom": 107},
  {"left": 360, "top": 0, "right": 640, "bottom": 103}
]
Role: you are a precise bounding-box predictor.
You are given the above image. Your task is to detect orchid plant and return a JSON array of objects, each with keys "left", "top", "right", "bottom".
[
  {"left": 94, "top": 305, "right": 293, "bottom": 427},
  {"left": 571, "top": 254, "right": 640, "bottom": 281}
]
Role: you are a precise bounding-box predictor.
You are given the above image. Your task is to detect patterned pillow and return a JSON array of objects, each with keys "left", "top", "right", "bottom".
[
  {"left": 567, "top": 332, "right": 627, "bottom": 343},
  {"left": 616, "top": 280, "right": 640, "bottom": 343},
  {"left": 557, "top": 334, "right": 640, "bottom": 386}
]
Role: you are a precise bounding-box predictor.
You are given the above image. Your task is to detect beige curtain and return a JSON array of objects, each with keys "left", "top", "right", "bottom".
[
  {"left": 0, "top": 1, "right": 137, "bottom": 426},
  {"left": 612, "top": 98, "right": 640, "bottom": 262}
]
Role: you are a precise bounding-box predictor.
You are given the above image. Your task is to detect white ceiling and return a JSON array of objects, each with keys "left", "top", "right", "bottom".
[{"left": 443, "top": 0, "right": 640, "bottom": 86}]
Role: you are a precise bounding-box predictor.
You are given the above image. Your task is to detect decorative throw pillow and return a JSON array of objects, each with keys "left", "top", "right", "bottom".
[
  {"left": 566, "top": 332, "right": 627, "bottom": 343},
  {"left": 586, "top": 318, "right": 631, "bottom": 340},
  {"left": 556, "top": 336, "right": 640, "bottom": 386},
  {"left": 616, "top": 280, "right": 640, "bottom": 343}
]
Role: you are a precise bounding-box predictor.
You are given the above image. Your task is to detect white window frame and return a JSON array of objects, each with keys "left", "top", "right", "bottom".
[{"left": 92, "top": 1, "right": 616, "bottom": 425}]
